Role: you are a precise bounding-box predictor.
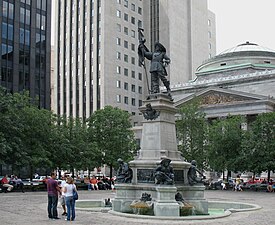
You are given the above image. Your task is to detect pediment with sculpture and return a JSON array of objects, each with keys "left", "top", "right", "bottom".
[
  {"left": 174, "top": 88, "right": 266, "bottom": 108},
  {"left": 199, "top": 92, "right": 251, "bottom": 105}
]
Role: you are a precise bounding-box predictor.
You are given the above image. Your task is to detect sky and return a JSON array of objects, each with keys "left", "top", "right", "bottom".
[{"left": 208, "top": 0, "right": 275, "bottom": 54}]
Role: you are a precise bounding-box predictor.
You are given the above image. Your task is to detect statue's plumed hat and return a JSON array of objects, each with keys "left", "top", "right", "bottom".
[
  {"left": 154, "top": 42, "right": 166, "bottom": 52},
  {"left": 160, "top": 158, "right": 171, "bottom": 164},
  {"left": 117, "top": 158, "right": 123, "bottom": 163}
]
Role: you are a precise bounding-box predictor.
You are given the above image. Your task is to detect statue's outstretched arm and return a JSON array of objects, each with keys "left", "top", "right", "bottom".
[{"left": 144, "top": 51, "right": 153, "bottom": 60}]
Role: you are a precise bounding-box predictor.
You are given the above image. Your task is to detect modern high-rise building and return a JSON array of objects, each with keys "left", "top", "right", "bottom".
[
  {"left": 0, "top": 0, "right": 52, "bottom": 109},
  {"left": 53, "top": 0, "right": 215, "bottom": 120},
  {"left": 54, "top": 0, "right": 145, "bottom": 119}
]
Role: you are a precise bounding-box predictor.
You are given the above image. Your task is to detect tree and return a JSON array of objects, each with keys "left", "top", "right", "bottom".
[
  {"left": 19, "top": 102, "right": 53, "bottom": 178},
  {"left": 50, "top": 116, "right": 98, "bottom": 178},
  {"left": 87, "top": 106, "right": 136, "bottom": 178},
  {"left": 242, "top": 112, "right": 275, "bottom": 181},
  {"left": 207, "top": 115, "right": 244, "bottom": 179},
  {"left": 176, "top": 99, "right": 208, "bottom": 170},
  {"left": 0, "top": 87, "right": 15, "bottom": 164},
  {"left": 0, "top": 88, "right": 53, "bottom": 177}
]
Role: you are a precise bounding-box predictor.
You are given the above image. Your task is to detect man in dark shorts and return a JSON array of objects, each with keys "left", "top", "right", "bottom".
[{"left": 47, "top": 172, "right": 61, "bottom": 220}]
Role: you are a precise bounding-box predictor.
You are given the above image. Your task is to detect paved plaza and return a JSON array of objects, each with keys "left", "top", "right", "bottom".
[{"left": 0, "top": 189, "right": 274, "bottom": 225}]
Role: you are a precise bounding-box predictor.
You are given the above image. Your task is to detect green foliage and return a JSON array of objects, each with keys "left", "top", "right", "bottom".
[
  {"left": 87, "top": 106, "right": 136, "bottom": 173},
  {"left": 0, "top": 88, "right": 27, "bottom": 167},
  {"left": 242, "top": 112, "right": 275, "bottom": 174},
  {"left": 48, "top": 115, "right": 99, "bottom": 176},
  {"left": 176, "top": 98, "right": 208, "bottom": 170},
  {"left": 0, "top": 87, "right": 97, "bottom": 176},
  {"left": 207, "top": 115, "right": 245, "bottom": 174}
]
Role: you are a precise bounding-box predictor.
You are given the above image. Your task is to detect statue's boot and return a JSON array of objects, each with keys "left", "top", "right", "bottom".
[{"left": 164, "top": 81, "right": 173, "bottom": 101}]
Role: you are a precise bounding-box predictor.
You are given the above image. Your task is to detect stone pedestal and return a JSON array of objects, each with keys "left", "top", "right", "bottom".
[
  {"left": 112, "top": 94, "right": 208, "bottom": 216},
  {"left": 154, "top": 186, "right": 179, "bottom": 217},
  {"left": 130, "top": 94, "right": 190, "bottom": 185}
]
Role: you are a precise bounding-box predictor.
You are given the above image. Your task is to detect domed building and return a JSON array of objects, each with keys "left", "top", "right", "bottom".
[{"left": 172, "top": 41, "right": 275, "bottom": 122}]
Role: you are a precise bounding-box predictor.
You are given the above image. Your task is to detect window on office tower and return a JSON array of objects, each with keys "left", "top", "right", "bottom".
[
  {"left": 138, "top": 86, "right": 142, "bottom": 94},
  {"left": 124, "top": 82, "right": 128, "bottom": 90},
  {"left": 138, "top": 7, "right": 142, "bottom": 15},
  {"left": 124, "top": 54, "right": 128, "bottom": 62},
  {"left": 117, "top": 10, "right": 121, "bottom": 18},
  {"left": 124, "top": 68, "right": 128, "bottom": 76},
  {"left": 124, "top": 13, "right": 128, "bottom": 21},
  {"left": 117, "top": 52, "right": 121, "bottom": 60},
  {"left": 131, "top": 17, "right": 135, "bottom": 25},
  {"left": 138, "top": 72, "right": 142, "bottom": 80},
  {"left": 117, "top": 66, "right": 121, "bottom": 74},
  {"left": 131, "top": 57, "right": 135, "bottom": 65},
  {"left": 131, "top": 43, "right": 135, "bottom": 51},
  {"left": 131, "top": 84, "right": 135, "bottom": 92},
  {"left": 117, "top": 23, "right": 121, "bottom": 32},
  {"left": 131, "top": 98, "right": 136, "bottom": 106},
  {"left": 124, "top": 96, "right": 129, "bottom": 104},
  {"left": 124, "top": 27, "right": 128, "bottom": 35},
  {"left": 117, "top": 80, "right": 121, "bottom": 88},
  {"left": 131, "top": 30, "right": 135, "bottom": 38},
  {"left": 116, "top": 37, "right": 121, "bottom": 45},
  {"left": 138, "top": 20, "right": 142, "bottom": 28},
  {"left": 124, "top": 40, "right": 128, "bottom": 48},
  {"left": 124, "top": 0, "right": 128, "bottom": 7},
  {"left": 131, "top": 3, "right": 135, "bottom": 11},
  {"left": 116, "top": 95, "right": 121, "bottom": 103}
]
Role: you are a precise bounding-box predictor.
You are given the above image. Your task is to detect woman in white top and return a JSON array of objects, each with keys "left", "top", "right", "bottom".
[{"left": 63, "top": 177, "right": 77, "bottom": 221}]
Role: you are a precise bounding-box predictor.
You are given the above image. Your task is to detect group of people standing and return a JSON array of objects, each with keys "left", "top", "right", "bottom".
[{"left": 47, "top": 172, "right": 77, "bottom": 221}]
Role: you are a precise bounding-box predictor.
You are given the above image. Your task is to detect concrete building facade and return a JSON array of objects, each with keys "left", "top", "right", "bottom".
[
  {"left": 0, "top": 0, "right": 51, "bottom": 109},
  {"left": 53, "top": 0, "right": 215, "bottom": 120}
]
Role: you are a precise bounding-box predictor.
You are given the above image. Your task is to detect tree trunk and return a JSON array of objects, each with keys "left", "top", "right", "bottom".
[
  {"left": 227, "top": 171, "right": 232, "bottom": 181},
  {"left": 110, "top": 165, "right": 113, "bottom": 178},
  {"left": 57, "top": 168, "right": 61, "bottom": 179},
  {"left": 71, "top": 167, "right": 75, "bottom": 178},
  {"left": 29, "top": 165, "right": 33, "bottom": 181},
  {"left": 267, "top": 170, "right": 271, "bottom": 182}
]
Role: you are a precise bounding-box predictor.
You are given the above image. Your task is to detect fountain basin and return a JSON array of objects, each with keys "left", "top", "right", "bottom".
[
  {"left": 75, "top": 199, "right": 111, "bottom": 213},
  {"left": 108, "top": 201, "right": 261, "bottom": 220},
  {"left": 76, "top": 199, "right": 261, "bottom": 220}
]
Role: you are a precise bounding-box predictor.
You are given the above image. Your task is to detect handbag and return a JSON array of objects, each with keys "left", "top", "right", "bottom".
[{"left": 73, "top": 187, "right": 78, "bottom": 200}]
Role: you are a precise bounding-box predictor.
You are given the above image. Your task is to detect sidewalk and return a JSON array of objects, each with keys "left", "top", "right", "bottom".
[{"left": 0, "top": 189, "right": 274, "bottom": 225}]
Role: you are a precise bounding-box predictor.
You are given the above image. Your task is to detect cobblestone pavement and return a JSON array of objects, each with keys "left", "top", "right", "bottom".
[{"left": 0, "top": 189, "right": 274, "bottom": 225}]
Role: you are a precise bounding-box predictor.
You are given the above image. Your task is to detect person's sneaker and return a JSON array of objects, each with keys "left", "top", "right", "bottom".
[
  {"left": 52, "top": 217, "right": 61, "bottom": 220},
  {"left": 62, "top": 212, "right": 67, "bottom": 216}
]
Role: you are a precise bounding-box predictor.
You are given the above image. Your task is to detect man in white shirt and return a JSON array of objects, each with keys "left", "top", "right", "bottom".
[{"left": 60, "top": 176, "right": 67, "bottom": 216}]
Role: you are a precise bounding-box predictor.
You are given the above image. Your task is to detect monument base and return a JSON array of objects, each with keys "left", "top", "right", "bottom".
[
  {"left": 154, "top": 186, "right": 179, "bottom": 217},
  {"left": 112, "top": 183, "right": 208, "bottom": 215}
]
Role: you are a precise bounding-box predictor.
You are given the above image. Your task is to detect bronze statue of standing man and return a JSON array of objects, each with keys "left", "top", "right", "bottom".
[{"left": 138, "top": 29, "right": 172, "bottom": 100}]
